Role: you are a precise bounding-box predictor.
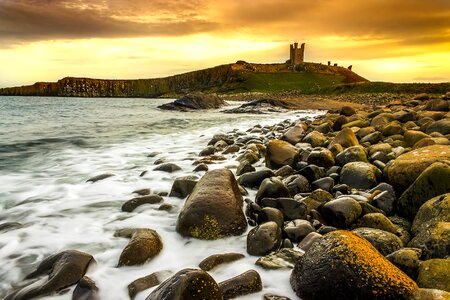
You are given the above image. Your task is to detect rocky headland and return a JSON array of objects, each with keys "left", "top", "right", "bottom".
[{"left": 3, "top": 91, "right": 450, "bottom": 299}]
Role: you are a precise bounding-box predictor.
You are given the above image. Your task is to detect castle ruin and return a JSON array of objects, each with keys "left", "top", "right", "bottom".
[{"left": 289, "top": 42, "right": 305, "bottom": 66}]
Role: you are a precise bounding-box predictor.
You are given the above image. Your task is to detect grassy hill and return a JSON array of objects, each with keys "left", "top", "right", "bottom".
[{"left": 0, "top": 61, "right": 368, "bottom": 97}]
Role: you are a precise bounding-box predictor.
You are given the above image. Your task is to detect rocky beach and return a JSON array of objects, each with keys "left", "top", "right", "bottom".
[{"left": 1, "top": 92, "right": 449, "bottom": 299}]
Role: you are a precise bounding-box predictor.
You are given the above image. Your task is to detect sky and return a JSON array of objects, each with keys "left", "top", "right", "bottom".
[{"left": 0, "top": 0, "right": 449, "bottom": 87}]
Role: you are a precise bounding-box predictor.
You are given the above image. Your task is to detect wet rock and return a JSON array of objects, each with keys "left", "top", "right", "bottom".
[
  {"left": 328, "top": 128, "right": 359, "bottom": 149},
  {"left": 86, "top": 173, "right": 114, "bottom": 183},
  {"left": 274, "top": 165, "right": 295, "bottom": 177},
  {"left": 426, "top": 119, "right": 450, "bottom": 135},
  {"left": 355, "top": 213, "right": 398, "bottom": 234},
  {"left": 236, "top": 161, "right": 256, "bottom": 176},
  {"left": 0, "top": 222, "right": 23, "bottom": 232},
  {"left": 247, "top": 221, "right": 282, "bottom": 256},
  {"left": 122, "top": 195, "right": 164, "bottom": 212},
  {"left": 199, "top": 146, "right": 216, "bottom": 156},
  {"left": 397, "top": 162, "right": 450, "bottom": 220},
  {"left": 128, "top": 271, "right": 171, "bottom": 299},
  {"left": 416, "top": 259, "right": 450, "bottom": 292},
  {"left": 340, "top": 106, "right": 356, "bottom": 116},
  {"left": 218, "top": 270, "right": 262, "bottom": 300},
  {"left": 404, "top": 130, "right": 430, "bottom": 148},
  {"left": 340, "top": 162, "right": 381, "bottom": 190},
  {"left": 302, "top": 131, "right": 326, "bottom": 147},
  {"left": 255, "top": 177, "right": 290, "bottom": 204},
  {"left": 255, "top": 248, "right": 304, "bottom": 269},
  {"left": 382, "top": 122, "right": 404, "bottom": 136},
  {"left": 236, "top": 150, "right": 259, "bottom": 164},
  {"left": 158, "top": 93, "right": 226, "bottom": 111},
  {"left": 258, "top": 207, "right": 284, "bottom": 228},
  {"left": 265, "top": 139, "right": 299, "bottom": 169},
  {"left": 199, "top": 253, "right": 245, "bottom": 271},
  {"left": 133, "top": 188, "right": 151, "bottom": 196},
  {"left": 386, "top": 248, "right": 421, "bottom": 278},
  {"left": 335, "top": 145, "right": 368, "bottom": 166},
  {"left": 6, "top": 250, "right": 95, "bottom": 300},
  {"left": 298, "top": 165, "right": 326, "bottom": 182},
  {"left": 264, "top": 294, "right": 292, "bottom": 300},
  {"left": 176, "top": 169, "right": 247, "bottom": 239},
  {"left": 261, "top": 197, "right": 308, "bottom": 221},
  {"left": 352, "top": 227, "right": 403, "bottom": 256},
  {"left": 415, "top": 93, "right": 430, "bottom": 100},
  {"left": 72, "top": 276, "right": 99, "bottom": 300},
  {"left": 408, "top": 222, "right": 450, "bottom": 259},
  {"left": 360, "top": 131, "right": 383, "bottom": 144},
  {"left": 307, "top": 148, "right": 335, "bottom": 168},
  {"left": 371, "top": 113, "right": 395, "bottom": 130},
  {"left": 386, "top": 145, "right": 450, "bottom": 193},
  {"left": 282, "top": 123, "right": 305, "bottom": 145},
  {"left": 145, "top": 268, "right": 222, "bottom": 300},
  {"left": 425, "top": 98, "right": 449, "bottom": 111},
  {"left": 409, "top": 288, "right": 450, "bottom": 300},
  {"left": 223, "top": 144, "right": 240, "bottom": 154},
  {"left": 311, "top": 177, "right": 334, "bottom": 192},
  {"left": 169, "top": 176, "right": 198, "bottom": 198},
  {"left": 412, "top": 193, "right": 450, "bottom": 235},
  {"left": 193, "top": 163, "right": 208, "bottom": 172},
  {"left": 238, "top": 169, "right": 274, "bottom": 188},
  {"left": 290, "top": 230, "right": 417, "bottom": 300},
  {"left": 283, "top": 219, "right": 315, "bottom": 243},
  {"left": 283, "top": 174, "right": 311, "bottom": 195},
  {"left": 321, "top": 197, "right": 362, "bottom": 228},
  {"left": 158, "top": 203, "right": 175, "bottom": 212},
  {"left": 116, "top": 228, "right": 163, "bottom": 267},
  {"left": 298, "top": 232, "right": 322, "bottom": 252},
  {"left": 154, "top": 163, "right": 182, "bottom": 173}
]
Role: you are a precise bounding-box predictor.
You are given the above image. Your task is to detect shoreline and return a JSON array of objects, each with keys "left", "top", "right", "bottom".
[{"left": 2, "top": 92, "right": 450, "bottom": 299}]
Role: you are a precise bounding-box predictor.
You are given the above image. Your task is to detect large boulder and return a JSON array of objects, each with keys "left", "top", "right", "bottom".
[
  {"left": 386, "top": 248, "right": 421, "bottom": 279},
  {"left": 6, "top": 250, "right": 94, "bottom": 300},
  {"left": 265, "top": 140, "right": 299, "bottom": 169},
  {"left": 176, "top": 169, "right": 247, "bottom": 239},
  {"left": 340, "top": 162, "right": 381, "bottom": 190},
  {"left": 146, "top": 269, "right": 223, "bottom": 300},
  {"left": 290, "top": 230, "right": 418, "bottom": 300},
  {"left": 116, "top": 228, "right": 163, "bottom": 267},
  {"left": 408, "top": 222, "right": 450, "bottom": 259},
  {"left": 409, "top": 288, "right": 450, "bottom": 300},
  {"left": 412, "top": 193, "right": 450, "bottom": 235},
  {"left": 386, "top": 145, "right": 450, "bottom": 193},
  {"left": 158, "top": 93, "right": 226, "bottom": 111},
  {"left": 397, "top": 162, "right": 450, "bottom": 220}
]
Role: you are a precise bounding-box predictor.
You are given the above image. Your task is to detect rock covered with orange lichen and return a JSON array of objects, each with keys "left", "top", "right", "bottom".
[{"left": 290, "top": 230, "right": 418, "bottom": 300}]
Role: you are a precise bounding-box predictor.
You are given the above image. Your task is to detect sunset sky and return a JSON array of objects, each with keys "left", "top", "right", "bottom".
[{"left": 0, "top": 0, "right": 449, "bottom": 87}]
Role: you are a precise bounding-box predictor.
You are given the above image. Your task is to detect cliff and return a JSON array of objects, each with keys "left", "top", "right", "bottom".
[{"left": 0, "top": 62, "right": 368, "bottom": 97}]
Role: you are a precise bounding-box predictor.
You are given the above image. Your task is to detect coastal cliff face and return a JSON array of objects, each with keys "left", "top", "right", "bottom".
[{"left": 0, "top": 62, "right": 367, "bottom": 97}]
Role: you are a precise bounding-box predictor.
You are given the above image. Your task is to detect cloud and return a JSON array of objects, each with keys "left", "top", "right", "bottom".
[{"left": 0, "top": 0, "right": 216, "bottom": 43}]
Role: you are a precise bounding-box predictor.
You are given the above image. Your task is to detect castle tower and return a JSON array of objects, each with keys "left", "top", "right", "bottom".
[{"left": 289, "top": 42, "right": 305, "bottom": 66}]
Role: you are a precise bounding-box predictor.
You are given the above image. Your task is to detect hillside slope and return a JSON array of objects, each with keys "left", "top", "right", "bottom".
[{"left": 0, "top": 62, "right": 367, "bottom": 97}]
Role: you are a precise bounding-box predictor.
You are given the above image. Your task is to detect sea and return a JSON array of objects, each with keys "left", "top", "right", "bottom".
[{"left": 0, "top": 96, "right": 323, "bottom": 299}]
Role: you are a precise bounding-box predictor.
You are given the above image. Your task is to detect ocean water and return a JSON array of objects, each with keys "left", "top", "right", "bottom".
[{"left": 0, "top": 96, "right": 323, "bottom": 299}]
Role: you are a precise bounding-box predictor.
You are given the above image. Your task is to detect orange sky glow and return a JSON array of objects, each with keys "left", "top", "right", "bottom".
[{"left": 0, "top": 0, "right": 449, "bottom": 87}]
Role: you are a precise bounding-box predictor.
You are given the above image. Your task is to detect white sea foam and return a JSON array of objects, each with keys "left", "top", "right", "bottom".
[{"left": 0, "top": 97, "right": 323, "bottom": 299}]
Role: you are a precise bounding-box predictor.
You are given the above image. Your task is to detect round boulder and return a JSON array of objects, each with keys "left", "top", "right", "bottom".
[
  {"left": 320, "top": 197, "right": 362, "bottom": 229},
  {"left": 328, "top": 128, "right": 359, "bottom": 149},
  {"left": 265, "top": 139, "right": 299, "bottom": 169},
  {"left": 352, "top": 227, "right": 403, "bottom": 256},
  {"left": 340, "top": 162, "right": 381, "bottom": 190},
  {"left": 116, "top": 228, "right": 163, "bottom": 267},
  {"left": 247, "top": 221, "right": 282, "bottom": 256},
  {"left": 290, "top": 230, "right": 418, "bottom": 300}
]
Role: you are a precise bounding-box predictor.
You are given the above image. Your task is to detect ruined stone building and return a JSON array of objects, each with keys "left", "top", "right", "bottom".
[{"left": 289, "top": 42, "right": 305, "bottom": 66}]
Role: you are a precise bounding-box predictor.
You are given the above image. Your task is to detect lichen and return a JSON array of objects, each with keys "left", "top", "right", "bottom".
[{"left": 190, "top": 215, "right": 223, "bottom": 240}]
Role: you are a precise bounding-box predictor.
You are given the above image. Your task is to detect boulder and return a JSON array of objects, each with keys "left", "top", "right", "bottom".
[
  {"left": 340, "top": 162, "right": 381, "bottom": 190},
  {"left": 218, "top": 270, "right": 262, "bottom": 299},
  {"left": 86, "top": 173, "right": 114, "bottom": 183},
  {"left": 425, "top": 99, "right": 449, "bottom": 111},
  {"left": 404, "top": 130, "right": 430, "bottom": 148},
  {"left": 236, "top": 161, "right": 255, "bottom": 176},
  {"left": 320, "top": 197, "right": 362, "bottom": 228},
  {"left": 199, "top": 253, "right": 245, "bottom": 271},
  {"left": 238, "top": 169, "right": 274, "bottom": 188},
  {"left": 328, "top": 128, "right": 359, "bottom": 149},
  {"left": 255, "top": 177, "right": 290, "bottom": 204},
  {"left": 290, "top": 230, "right": 417, "bottom": 300},
  {"left": 122, "top": 195, "right": 163, "bottom": 212},
  {"left": 335, "top": 145, "right": 368, "bottom": 166},
  {"left": 385, "top": 145, "right": 450, "bottom": 193},
  {"left": 298, "top": 232, "right": 323, "bottom": 252},
  {"left": 302, "top": 131, "right": 326, "bottom": 147},
  {"left": 169, "top": 176, "right": 198, "bottom": 198},
  {"left": 426, "top": 119, "right": 450, "bottom": 135},
  {"left": 386, "top": 248, "right": 421, "bottom": 278},
  {"left": 412, "top": 193, "right": 450, "bottom": 235},
  {"left": 158, "top": 93, "right": 226, "bottom": 111},
  {"left": 283, "top": 219, "right": 315, "bottom": 243},
  {"left": 352, "top": 227, "right": 403, "bottom": 256},
  {"left": 360, "top": 131, "right": 383, "bottom": 144},
  {"left": 340, "top": 106, "right": 356, "bottom": 116},
  {"left": 307, "top": 148, "right": 335, "bottom": 168},
  {"left": 256, "top": 248, "right": 304, "bottom": 269},
  {"left": 371, "top": 113, "right": 395, "bottom": 129},
  {"left": 261, "top": 197, "right": 308, "bottom": 221},
  {"left": 409, "top": 288, "right": 450, "bottom": 300},
  {"left": 283, "top": 123, "right": 305, "bottom": 145},
  {"left": 408, "top": 222, "right": 450, "bottom": 259},
  {"left": 6, "top": 250, "right": 94, "bottom": 300},
  {"left": 146, "top": 269, "right": 222, "bottom": 300},
  {"left": 258, "top": 207, "right": 284, "bottom": 228},
  {"left": 265, "top": 140, "right": 299, "bottom": 169},
  {"left": 397, "top": 162, "right": 450, "bottom": 220},
  {"left": 176, "top": 169, "right": 247, "bottom": 239},
  {"left": 116, "top": 228, "right": 163, "bottom": 267},
  {"left": 154, "top": 163, "right": 182, "bottom": 173},
  {"left": 355, "top": 213, "right": 398, "bottom": 234},
  {"left": 416, "top": 259, "right": 450, "bottom": 292},
  {"left": 283, "top": 174, "right": 311, "bottom": 195},
  {"left": 72, "top": 276, "right": 99, "bottom": 300},
  {"left": 128, "top": 271, "right": 171, "bottom": 300},
  {"left": 247, "top": 221, "right": 282, "bottom": 256}
]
